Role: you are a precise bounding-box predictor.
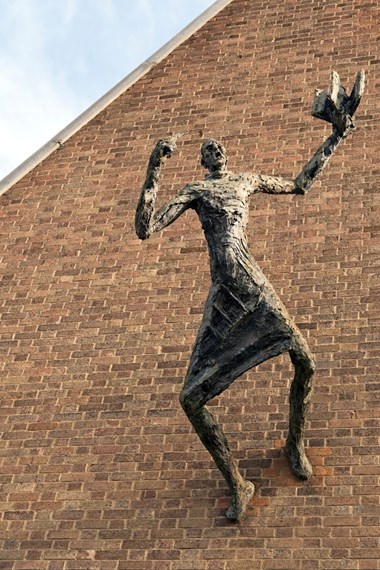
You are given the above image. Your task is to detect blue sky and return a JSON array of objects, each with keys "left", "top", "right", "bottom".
[{"left": 0, "top": 0, "right": 215, "bottom": 180}]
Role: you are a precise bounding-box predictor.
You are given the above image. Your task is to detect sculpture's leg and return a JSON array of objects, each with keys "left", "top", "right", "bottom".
[
  {"left": 286, "top": 336, "right": 316, "bottom": 480},
  {"left": 179, "top": 388, "right": 254, "bottom": 522}
]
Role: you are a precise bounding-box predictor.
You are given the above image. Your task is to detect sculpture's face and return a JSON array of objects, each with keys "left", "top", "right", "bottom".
[{"left": 201, "top": 139, "right": 228, "bottom": 173}]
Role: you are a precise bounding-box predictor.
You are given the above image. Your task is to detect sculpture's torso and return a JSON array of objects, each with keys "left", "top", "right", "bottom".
[
  {"left": 183, "top": 172, "right": 293, "bottom": 376},
  {"left": 188, "top": 173, "right": 267, "bottom": 294}
]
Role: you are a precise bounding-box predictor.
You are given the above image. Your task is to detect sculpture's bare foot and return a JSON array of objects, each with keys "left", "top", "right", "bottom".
[
  {"left": 285, "top": 439, "right": 313, "bottom": 480},
  {"left": 226, "top": 481, "right": 255, "bottom": 522}
]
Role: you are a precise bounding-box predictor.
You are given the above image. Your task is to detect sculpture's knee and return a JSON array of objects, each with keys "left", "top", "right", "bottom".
[
  {"left": 299, "top": 355, "right": 316, "bottom": 378},
  {"left": 179, "top": 383, "right": 202, "bottom": 417},
  {"left": 179, "top": 389, "right": 187, "bottom": 412},
  {"left": 308, "top": 356, "right": 316, "bottom": 376},
  {"left": 290, "top": 344, "right": 316, "bottom": 378},
  {"left": 179, "top": 389, "right": 193, "bottom": 417}
]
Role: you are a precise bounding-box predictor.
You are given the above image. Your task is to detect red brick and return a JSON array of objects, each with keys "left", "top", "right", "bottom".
[{"left": 0, "top": 0, "right": 378, "bottom": 567}]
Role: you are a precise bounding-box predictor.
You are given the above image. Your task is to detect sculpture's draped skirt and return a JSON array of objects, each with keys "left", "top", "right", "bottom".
[{"left": 183, "top": 276, "right": 297, "bottom": 406}]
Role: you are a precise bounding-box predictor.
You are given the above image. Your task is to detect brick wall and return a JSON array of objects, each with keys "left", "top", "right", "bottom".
[{"left": 0, "top": 0, "right": 379, "bottom": 568}]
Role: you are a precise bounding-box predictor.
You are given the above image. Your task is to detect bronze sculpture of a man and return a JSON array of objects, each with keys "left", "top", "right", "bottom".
[{"left": 135, "top": 71, "right": 364, "bottom": 521}]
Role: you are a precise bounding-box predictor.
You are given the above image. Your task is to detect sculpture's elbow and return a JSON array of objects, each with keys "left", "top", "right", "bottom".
[
  {"left": 135, "top": 219, "right": 150, "bottom": 240},
  {"left": 294, "top": 184, "right": 306, "bottom": 196},
  {"left": 135, "top": 212, "right": 151, "bottom": 240},
  {"left": 135, "top": 226, "right": 150, "bottom": 240},
  {"left": 293, "top": 175, "right": 308, "bottom": 195}
]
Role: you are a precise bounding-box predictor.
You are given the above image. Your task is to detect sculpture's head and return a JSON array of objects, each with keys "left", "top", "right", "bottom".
[{"left": 200, "top": 139, "right": 228, "bottom": 175}]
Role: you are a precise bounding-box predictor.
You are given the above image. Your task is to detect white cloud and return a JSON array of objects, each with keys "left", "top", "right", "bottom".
[
  {"left": 0, "top": 56, "right": 84, "bottom": 177},
  {"left": 0, "top": 0, "right": 88, "bottom": 177},
  {"left": 61, "top": 0, "right": 80, "bottom": 24},
  {"left": 0, "top": 0, "right": 215, "bottom": 180}
]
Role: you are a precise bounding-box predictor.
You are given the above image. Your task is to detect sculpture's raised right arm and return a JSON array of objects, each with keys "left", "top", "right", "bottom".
[
  {"left": 249, "top": 71, "right": 365, "bottom": 197},
  {"left": 135, "top": 139, "right": 194, "bottom": 240},
  {"left": 293, "top": 70, "right": 365, "bottom": 194}
]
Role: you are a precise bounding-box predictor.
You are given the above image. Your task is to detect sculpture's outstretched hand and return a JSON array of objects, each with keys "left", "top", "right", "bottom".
[
  {"left": 312, "top": 70, "right": 365, "bottom": 137},
  {"left": 294, "top": 70, "right": 365, "bottom": 193}
]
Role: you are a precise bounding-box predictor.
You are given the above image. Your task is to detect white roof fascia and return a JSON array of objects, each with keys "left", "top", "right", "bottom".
[{"left": 0, "top": 0, "right": 233, "bottom": 197}]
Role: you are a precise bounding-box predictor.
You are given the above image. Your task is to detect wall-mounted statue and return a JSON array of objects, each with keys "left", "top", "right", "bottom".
[{"left": 135, "top": 71, "right": 365, "bottom": 521}]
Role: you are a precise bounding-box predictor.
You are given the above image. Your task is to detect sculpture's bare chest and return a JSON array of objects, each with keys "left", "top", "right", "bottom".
[{"left": 189, "top": 174, "right": 251, "bottom": 232}]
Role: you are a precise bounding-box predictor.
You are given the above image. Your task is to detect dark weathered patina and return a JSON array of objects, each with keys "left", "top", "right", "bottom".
[{"left": 135, "top": 71, "right": 365, "bottom": 521}]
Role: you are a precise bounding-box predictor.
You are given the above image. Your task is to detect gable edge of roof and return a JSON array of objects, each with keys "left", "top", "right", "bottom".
[{"left": 0, "top": 0, "right": 233, "bottom": 196}]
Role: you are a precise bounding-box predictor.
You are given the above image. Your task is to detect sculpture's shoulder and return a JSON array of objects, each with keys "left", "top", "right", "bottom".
[
  {"left": 190, "top": 172, "right": 257, "bottom": 194},
  {"left": 177, "top": 182, "right": 203, "bottom": 202},
  {"left": 233, "top": 172, "right": 260, "bottom": 193},
  {"left": 227, "top": 172, "right": 253, "bottom": 184},
  {"left": 184, "top": 181, "right": 205, "bottom": 193}
]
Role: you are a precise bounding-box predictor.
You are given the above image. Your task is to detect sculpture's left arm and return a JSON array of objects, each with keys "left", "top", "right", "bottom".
[
  {"left": 253, "top": 71, "right": 365, "bottom": 196},
  {"left": 135, "top": 138, "right": 197, "bottom": 240}
]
